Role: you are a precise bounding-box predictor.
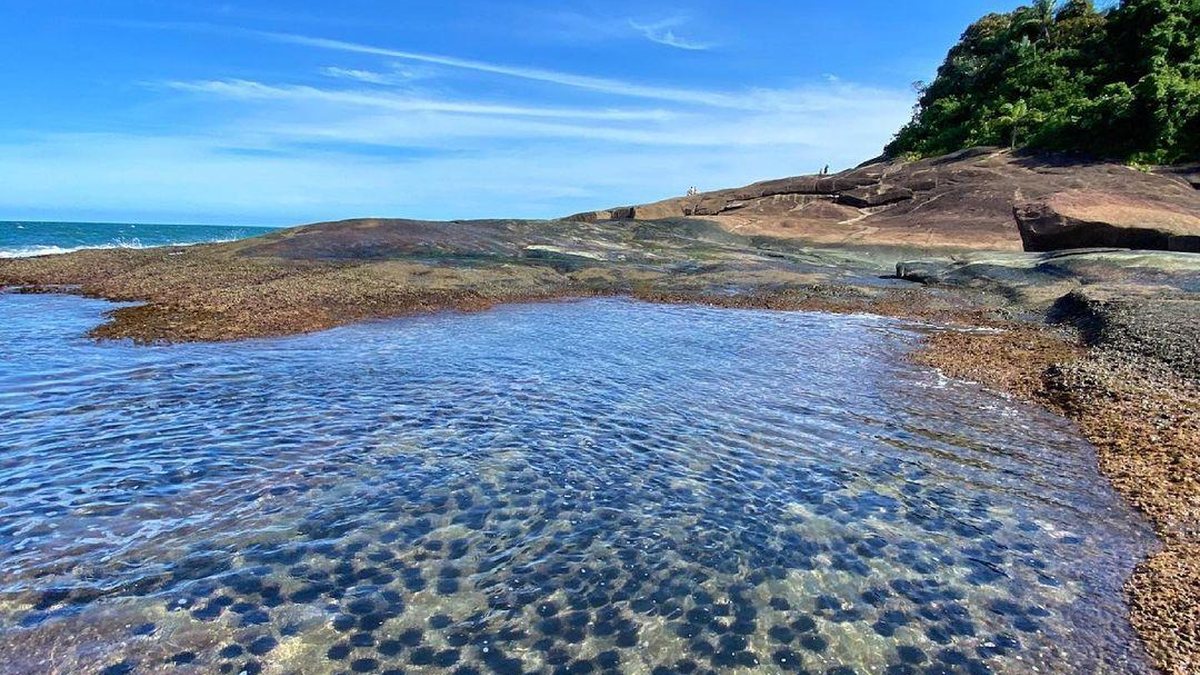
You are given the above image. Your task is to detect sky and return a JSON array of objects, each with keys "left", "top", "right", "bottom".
[{"left": 0, "top": 1, "right": 1022, "bottom": 226}]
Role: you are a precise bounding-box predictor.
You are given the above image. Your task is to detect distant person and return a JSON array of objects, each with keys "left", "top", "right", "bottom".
[{"left": 821, "top": 165, "right": 829, "bottom": 176}]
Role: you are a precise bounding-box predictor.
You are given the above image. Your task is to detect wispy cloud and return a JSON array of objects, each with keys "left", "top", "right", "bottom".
[
  {"left": 135, "top": 23, "right": 753, "bottom": 108},
  {"left": 160, "top": 74, "right": 912, "bottom": 148},
  {"left": 212, "top": 27, "right": 897, "bottom": 116},
  {"left": 167, "top": 79, "right": 677, "bottom": 121},
  {"left": 319, "top": 67, "right": 391, "bottom": 85},
  {"left": 516, "top": 9, "right": 715, "bottom": 51},
  {"left": 320, "top": 63, "right": 436, "bottom": 85},
  {"left": 628, "top": 18, "right": 713, "bottom": 51},
  {"left": 5, "top": 19, "right": 919, "bottom": 224},
  {"left": 0, "top": 126, "right": 899, "bottom": 225},
  {"left": 254, "top": 29, "right": 744, "bottom": 107}
]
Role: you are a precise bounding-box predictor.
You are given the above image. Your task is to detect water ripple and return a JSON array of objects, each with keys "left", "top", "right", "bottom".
[{"left": 0, "top": 294, "right": 1154, "bottom": 674}]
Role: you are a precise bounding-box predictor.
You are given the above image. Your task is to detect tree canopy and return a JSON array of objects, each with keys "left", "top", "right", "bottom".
[{"left": 886, "top": 0, "right": 1200, "bottom": 164}]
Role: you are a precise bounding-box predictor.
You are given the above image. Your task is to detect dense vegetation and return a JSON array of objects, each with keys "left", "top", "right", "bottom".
[{"left": 887, "top": 0, "right": 1200, "bottom": 164}]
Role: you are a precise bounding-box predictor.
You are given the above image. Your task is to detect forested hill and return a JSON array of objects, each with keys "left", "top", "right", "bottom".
[{"left": 886, "top": 0, "right": 1199, "bottom": 164}]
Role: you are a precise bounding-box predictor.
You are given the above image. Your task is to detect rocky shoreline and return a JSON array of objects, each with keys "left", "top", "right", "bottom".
[
  {"left": 2, "top": 149, "right": 1198, "bottom": 673},
  {"left": 619, "top": 279, "right": 1200, "bottom": 675},
  {"left": 912, "top": 308, "right": 1199, "bottom": 675}
]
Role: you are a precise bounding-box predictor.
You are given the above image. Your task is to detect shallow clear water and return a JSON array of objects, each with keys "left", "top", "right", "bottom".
[
  {"left": 0, "top": 294, "right": 1154, "bottom": 675},
  {"left": 0, "top": 221, "right": 275, "bottom": 258}
]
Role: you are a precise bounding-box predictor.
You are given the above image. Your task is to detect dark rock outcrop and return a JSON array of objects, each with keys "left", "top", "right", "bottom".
[
  {"left": 836, "top": 185, "right": 914, "bottom": 208},
  {"left": 1015, "top": 191, "right": 1200, "bottom": 253}
]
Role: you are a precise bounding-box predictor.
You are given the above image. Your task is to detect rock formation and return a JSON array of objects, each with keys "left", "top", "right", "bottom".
[
  {"left": 1014, "top": 191, "right": 1200, "bottom": 253},
  {"left": 571, "top": 148, "right": 1200, "bottom": 254}
]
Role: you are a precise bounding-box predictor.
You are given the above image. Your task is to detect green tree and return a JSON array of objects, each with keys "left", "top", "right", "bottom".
[
  {"left": 1107, "top": 0, "right": 1200, "bottom": 161},
  {"left": 885, "top": 0, "right": 1200, "bottom": 163},
  {"left": 998, "top": 99, "right": 1032, "bottom": 147}
]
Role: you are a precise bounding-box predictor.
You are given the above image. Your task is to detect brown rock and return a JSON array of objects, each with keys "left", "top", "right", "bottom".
[
  {"left": 1155, "top": 163, "right": 1200, "bottom": 190},
  {"left": 690, "top": 196, "right": 731, "bottom": 216},
  {"left": 578, "top": 149, "right": 1200, "bottom": 252},
  {"left": 836, "top": 184, "right": 914, "bottom": 208},
  {"left": 901, "top": 175, "right": 938, "bottom": 192},
  {"left": 1015, "top": 191, "right": 1200, "bottom": 253},
  {"left": 729, "top": 175, "right": 874, "bottom": 201},
  {"left": 564, "top": 210, "right": 610, "bottom": 223},
  {"left": 630, "top": 199, "right": 686, "bottom": 220}
]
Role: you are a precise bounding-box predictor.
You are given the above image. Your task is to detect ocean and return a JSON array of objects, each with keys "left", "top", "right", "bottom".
[{"left": 0, "top": 220, "right": 278, "bottom": 258}]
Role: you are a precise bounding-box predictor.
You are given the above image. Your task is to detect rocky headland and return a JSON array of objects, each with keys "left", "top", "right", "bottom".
[
  {"left": 571, "top": 148, "right": 1200, "bottom": 253},
  {"left": 2, "top": 147, "right": 1199, "bottom": 672}
]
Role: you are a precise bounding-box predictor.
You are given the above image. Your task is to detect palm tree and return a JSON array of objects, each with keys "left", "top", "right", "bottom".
[
  {"left": 998, "top": 100, "right": 1032, "bottom": 148},
  {"left": 1032, "top": 0, "right": 1056, "bottom": 42}
]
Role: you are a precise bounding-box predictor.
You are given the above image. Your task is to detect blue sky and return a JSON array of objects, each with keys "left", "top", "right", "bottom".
[{"left": 0, "top": 1, "right": 1021, "bottom": 225}]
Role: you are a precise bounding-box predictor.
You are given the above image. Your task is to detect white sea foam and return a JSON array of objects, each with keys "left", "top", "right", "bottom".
[{"left": 0, "top": 237, "right": 238, "bottom": 259}]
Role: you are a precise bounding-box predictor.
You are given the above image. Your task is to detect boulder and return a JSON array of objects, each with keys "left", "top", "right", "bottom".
[
  {"left": 1049, "top": 285, "right": 1200, "bottom": 379},
  {"left": 1015, "top": 191, "right": 1200, "bottom": 253},
  {"left": 894, "top": 260, "right": 948, "bottom": 284},
  {"left": 836, "top": 185, "right": 914, "bottom": 208}
]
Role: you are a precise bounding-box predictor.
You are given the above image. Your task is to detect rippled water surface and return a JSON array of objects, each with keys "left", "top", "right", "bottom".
[{"left": 0, "top": 294, "right": 1154, "bottom": 675}]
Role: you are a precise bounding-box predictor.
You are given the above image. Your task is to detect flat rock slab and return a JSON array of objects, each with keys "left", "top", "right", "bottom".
[
  {"left": 1016, "top": 191, "right": 1200, "bottom": 253},
  {"left": 897, "top": 248, "right": 1200, "bottom": 303}
]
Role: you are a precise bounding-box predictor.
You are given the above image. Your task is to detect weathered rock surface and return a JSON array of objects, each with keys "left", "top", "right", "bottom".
[
  {"left": 0, "top": 215, "right": 943, "bottom": 343},
  {"left": 896, "top": 248, "right": 1200, "bottom": 304},
  {"left": 1159, "top": 163, "right": 1200, "bottom": 190},
  {"left": 836, "top": 184, "right": 914, "bottom": 208},
  {"left": 896, "top": 248, "right": 1200, "bottom": 376},
  {"left": 1015, "top": 191, "right": 1200, "bottom": 253},
  {"left": 572, "top": 148, "right": 1200, "bottom": 253}
]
